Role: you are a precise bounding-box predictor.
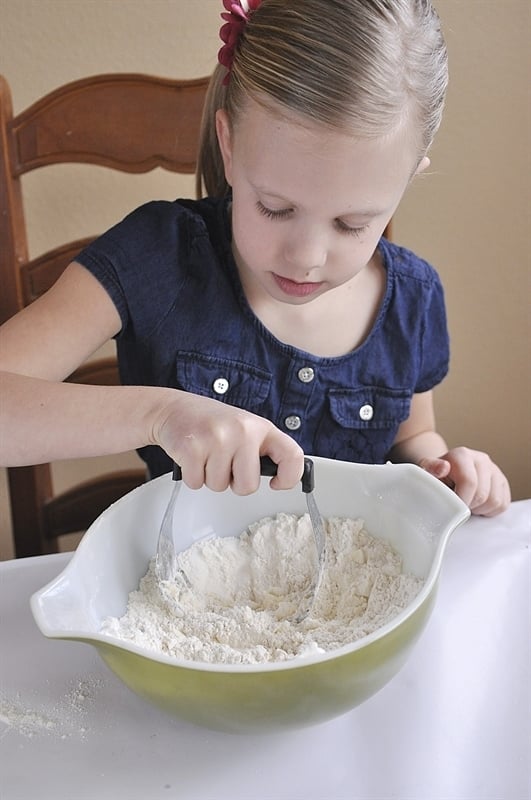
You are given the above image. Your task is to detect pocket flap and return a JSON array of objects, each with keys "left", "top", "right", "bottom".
[
  {"left": 175, "top": 351, "right": 271, "bottom": 409},
  {"left": 328, "top": 387, "right": 411, "bottom": 429}
]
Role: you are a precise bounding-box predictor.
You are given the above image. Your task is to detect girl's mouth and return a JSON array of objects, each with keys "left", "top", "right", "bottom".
[{"left": 272, "top": 273, "right": 324, "bottom": 297}]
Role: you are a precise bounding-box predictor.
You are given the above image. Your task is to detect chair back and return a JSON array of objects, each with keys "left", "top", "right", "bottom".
[{"left": 0, "top": 73, "right": 209, "bottom": 556}]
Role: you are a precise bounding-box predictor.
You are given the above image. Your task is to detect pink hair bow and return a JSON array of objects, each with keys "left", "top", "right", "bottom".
[{"left": 218, "top": 0, "right": 262, "bottom": 84}]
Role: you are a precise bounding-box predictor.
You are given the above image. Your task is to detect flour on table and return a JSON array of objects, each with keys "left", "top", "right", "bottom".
[
  {"left": 0, "top": 676, "right": 104, "bottom": 740},
  {"left": 101, "top": 514, "right": 424, "bottom": 665}
]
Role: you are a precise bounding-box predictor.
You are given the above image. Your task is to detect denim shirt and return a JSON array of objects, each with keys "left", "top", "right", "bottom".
[{"left": 77, "top": 197, "right": 449, "bottom": 478}]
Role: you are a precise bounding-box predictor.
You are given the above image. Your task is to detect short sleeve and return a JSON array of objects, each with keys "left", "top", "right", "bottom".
[
  {"left": 75, "top": 201, "right": 193, "bottom": 338},
  {"left": 415, "top": 269, "right": 450, "bottom": 393}
]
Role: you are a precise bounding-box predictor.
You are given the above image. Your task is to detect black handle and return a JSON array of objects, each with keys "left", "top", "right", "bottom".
[
  {"left": 260, "top": 456, "right": 314, "bottom": 493},
  {"left": 171, "top": 456, "right": 314, "bottom": 493},
  {"left": 300, "top": 457, "right": 315, "bottom": 494}
]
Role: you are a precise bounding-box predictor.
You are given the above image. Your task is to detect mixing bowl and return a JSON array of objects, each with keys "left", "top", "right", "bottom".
[{"left": 31, "top": 457, "right": 470, "bottom": 733}]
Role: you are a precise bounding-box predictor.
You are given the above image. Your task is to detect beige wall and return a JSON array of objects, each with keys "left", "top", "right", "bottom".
[{"left": 1, "top": 0, "right": 529, "bottom": 558}]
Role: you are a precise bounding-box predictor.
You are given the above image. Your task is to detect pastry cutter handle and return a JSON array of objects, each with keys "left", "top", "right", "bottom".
[{"left": 171, "top": 456, "right": 313, "bottom": 490}]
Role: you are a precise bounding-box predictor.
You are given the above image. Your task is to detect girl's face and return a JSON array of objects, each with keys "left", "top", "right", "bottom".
[{"left": 216, "top": 98, "right": 427, "bottom": 306}]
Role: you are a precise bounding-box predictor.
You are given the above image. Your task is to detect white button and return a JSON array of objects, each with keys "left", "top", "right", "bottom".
[
  {"left": 297, "top": 366, "right": 315, "bottom": 383},
  {"left": 359, "top": 404, "right": 374, "bottom": 421},
  {"left": 212, "top": 377, "right": 229, "bottom": 395},
  {"left": 284, "top": 415, "right": 302, "bottom": 431}
]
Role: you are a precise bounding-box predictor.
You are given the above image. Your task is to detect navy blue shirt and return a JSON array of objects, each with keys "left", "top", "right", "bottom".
[{"left": 77, "top": 197, "right": 449, "bottom": 478}]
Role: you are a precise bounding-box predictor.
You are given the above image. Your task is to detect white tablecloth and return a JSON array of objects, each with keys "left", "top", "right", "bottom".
[{"left": 1, "top": 501, "right": 530, "bottom": 800}]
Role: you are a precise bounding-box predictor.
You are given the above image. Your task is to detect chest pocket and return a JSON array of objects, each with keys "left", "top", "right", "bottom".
[
  {"left": 328, "top": 386, "right": 411, "bottom": 430},
  {"left": 314, "top": 385, "right": 412, "bottom": 465},
  {"left": 175, "top": 351, "right": 271, "bottom": 411}
]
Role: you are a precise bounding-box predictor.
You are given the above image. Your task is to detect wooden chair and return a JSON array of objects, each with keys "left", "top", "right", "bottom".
[{"left": 0, "top": 73, "right": 209, "bottom": 557}]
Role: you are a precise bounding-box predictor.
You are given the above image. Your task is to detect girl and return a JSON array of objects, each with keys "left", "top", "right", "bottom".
[{"left": 0, "top": 0, "right": 510, "bottom": 515}]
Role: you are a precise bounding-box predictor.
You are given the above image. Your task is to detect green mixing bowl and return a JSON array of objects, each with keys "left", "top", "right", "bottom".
[{"left": 31, "top": 457, "right": 469, "bottom": 733}]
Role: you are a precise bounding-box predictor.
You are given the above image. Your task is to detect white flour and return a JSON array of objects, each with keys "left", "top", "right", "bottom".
[
  {"left": 0, "top": 677, "right": 104, "bottom": 740},
  {"left": 102, "top": 514, "right": 424, "bottom": 665}
]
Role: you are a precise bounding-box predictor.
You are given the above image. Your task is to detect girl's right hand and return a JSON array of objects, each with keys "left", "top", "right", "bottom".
[{"left": 153, "top": 390, "right": 304, "bottom": 495}]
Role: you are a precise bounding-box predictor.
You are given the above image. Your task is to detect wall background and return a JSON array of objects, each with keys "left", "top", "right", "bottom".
[{"left": 1, "top": 0, "right": 529, "bottom": 558}]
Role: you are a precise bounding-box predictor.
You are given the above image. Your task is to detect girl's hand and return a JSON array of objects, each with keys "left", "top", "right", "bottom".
[
  {"left": 419, "top": 447, "right": 511, "bottom": 516},
  {"left": 153, "top": 391, "right": 304, "bottom": 495}
]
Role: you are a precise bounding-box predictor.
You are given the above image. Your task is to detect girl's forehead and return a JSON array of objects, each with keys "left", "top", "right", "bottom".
[
  {"left": 233, "top": 94, "right": 418, "bottom": 160},
  {"left": 233, "top": 95, "right": 339, "bottom": 146},
  {"left": 231, "top": 97, "right": 419, "bottom": 206}
]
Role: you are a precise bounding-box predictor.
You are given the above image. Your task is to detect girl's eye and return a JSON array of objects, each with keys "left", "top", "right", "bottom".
[
  {"left": 334, "top": 219, "right": 369, "bottom": 238},
  {"left": 256, "top": 201, "right": 292, "bottom": 220},
  {"left": 256, "top": 201, "right": 368, "bottom": 238}
]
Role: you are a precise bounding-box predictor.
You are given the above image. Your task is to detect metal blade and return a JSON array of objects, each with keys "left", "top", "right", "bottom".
[
  {"left": 155, "top": 480, "right": 181, "bottom": 583},
  {"left": 305, "top": 490, "right": 326, "bottom": 596}
]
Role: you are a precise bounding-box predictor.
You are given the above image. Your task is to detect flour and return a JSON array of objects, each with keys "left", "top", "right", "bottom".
[
  {"left": 0, "top": 698, "right": 57, "bottom": 738},
  {"left": 101, "top": 514, "right": 424, "bottom": 665},
  {"left": 0, "top": 676, "right": 104, "bottom": 740}
]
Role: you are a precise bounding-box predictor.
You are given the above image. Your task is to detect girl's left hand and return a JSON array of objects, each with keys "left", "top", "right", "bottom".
[{"left": 419, "top": 446, "right": 511, "bottom": 517}]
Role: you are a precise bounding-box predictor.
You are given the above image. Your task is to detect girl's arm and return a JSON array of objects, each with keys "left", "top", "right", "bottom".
[
  {"left": 0, "top": 263, "right": 304, "bottom": 494},
  {"left": 388, "top": 391, "right": 511, "bottom": 516}
]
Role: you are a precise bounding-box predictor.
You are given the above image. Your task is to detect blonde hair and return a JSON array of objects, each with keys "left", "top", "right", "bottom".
[{"left": 196, "top": 0, "right": 448, "bottom": 198}]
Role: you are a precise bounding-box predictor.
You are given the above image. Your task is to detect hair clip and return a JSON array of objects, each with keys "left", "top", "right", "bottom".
[{"left": 218, "top": 0, "right": 262, "bottom": 85}]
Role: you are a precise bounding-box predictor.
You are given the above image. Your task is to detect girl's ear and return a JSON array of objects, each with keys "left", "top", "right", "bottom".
[
  {"left": 215, "top": 109, "right": 233, "bottom": 187},
  {"left": 415, "top": 156, "right": 431, "bottom": 175}
]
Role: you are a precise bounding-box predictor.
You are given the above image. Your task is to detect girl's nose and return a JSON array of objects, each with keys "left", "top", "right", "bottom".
[{"left": 282, "top": 227, "right": 328, "bottom": 274}]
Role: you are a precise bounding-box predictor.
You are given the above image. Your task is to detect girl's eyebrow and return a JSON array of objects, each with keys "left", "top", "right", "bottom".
[
  {"left": 253, "top": 185, "right": 293, "bottom": 203},
  {"left": 340, "top": 208, "right": 386, "bottom": 220}
]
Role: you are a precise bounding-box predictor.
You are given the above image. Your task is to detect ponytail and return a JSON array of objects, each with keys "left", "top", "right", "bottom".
[{"left": 196, "top": 65, "right": 230, "bottom": 198}]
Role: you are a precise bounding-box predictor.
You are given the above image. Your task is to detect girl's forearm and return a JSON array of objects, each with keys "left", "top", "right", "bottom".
[
  {"left": 0, "top": 370, "right": 306, "bottom": 493},
  {"left": 0, "top": 370, "right": 175, "bottom": 466},
  {"left": 388, "top": 429, "right": 449, "bottom": 466}
]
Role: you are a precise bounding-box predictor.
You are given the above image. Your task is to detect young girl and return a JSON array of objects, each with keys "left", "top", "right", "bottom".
[{"left": 0, "top": 0, "right": 510, "bottom": 515}]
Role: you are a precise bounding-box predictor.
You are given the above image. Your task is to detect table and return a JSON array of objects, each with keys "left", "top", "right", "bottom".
[{"left": 1, "top": 501, "right": 530, "bottom": 800}]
